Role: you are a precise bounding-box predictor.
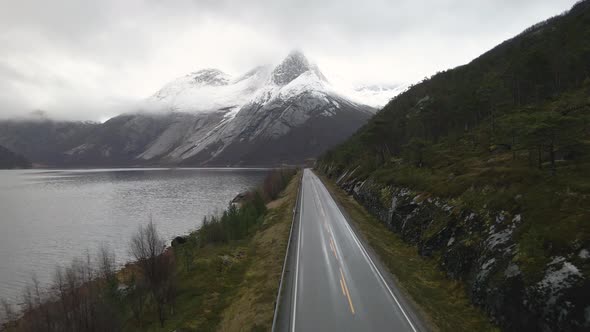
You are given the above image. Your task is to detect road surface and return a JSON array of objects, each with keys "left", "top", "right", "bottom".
[{"left": 273, "top": 169, "right": 426, "bottom": 331}]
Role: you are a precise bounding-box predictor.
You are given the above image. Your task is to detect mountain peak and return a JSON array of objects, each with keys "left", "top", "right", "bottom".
[
  {"left": 271, "top": 50, "right": 318, "bottom": 85},
  {"left": 285, "top": 49, "right": 308, "bottom": 62},
  {"left": 190, "top": 68, "right": 230, "bottom": 86}
]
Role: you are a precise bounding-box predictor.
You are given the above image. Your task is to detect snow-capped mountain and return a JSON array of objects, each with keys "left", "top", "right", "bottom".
[
  {"left": 0, "top": 51, "right": 399, "bottom": 167},
  {"left": 134, "top": 50, "right": 377, "bottom": 165},
  {"left": 150, "top": 51, "right": 403, "bottom": 116}
]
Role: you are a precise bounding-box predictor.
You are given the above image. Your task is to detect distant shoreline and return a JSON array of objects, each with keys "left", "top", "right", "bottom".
[{"left": 25, "top": 164, "right": 300, "bottom": 170}]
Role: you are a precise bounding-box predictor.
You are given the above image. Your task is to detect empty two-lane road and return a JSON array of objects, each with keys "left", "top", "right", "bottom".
[{"left": 273, "top": 169, "right": 426, "bottom": 331}]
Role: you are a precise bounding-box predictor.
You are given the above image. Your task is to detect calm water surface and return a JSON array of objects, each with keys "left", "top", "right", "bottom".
[{"left": 0, "top": 168, "right": 268, "bottom": 301}]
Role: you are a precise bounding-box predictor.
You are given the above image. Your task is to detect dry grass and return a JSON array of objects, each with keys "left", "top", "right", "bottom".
[
  {"left": 216, "top": 172, "right": 300, "bottom": 332},
  {"left": 265, "top": 195, "right": 287, "bottom": 210}
]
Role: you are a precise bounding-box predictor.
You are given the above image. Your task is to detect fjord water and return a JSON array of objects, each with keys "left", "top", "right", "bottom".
[{"left": 0, "top": 168, "right": 267, "bottom": 301}]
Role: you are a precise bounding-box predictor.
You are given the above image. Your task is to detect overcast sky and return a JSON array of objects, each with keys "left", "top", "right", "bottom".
[{"left": 0, "top": 0, "right": 578, "bottom": 121}]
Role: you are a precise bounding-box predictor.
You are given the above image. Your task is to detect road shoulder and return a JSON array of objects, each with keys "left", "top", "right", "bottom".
[{"left": 315, "top": 170, "right": 497, "bottom": 332}]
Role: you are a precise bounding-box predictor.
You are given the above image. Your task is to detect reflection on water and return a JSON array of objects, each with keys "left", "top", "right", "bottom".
[{"left": 0, "top": 168, "right": 267, "bottom": 301}]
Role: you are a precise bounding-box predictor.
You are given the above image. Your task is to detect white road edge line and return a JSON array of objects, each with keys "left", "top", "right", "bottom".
[
  {"left": 291, "top": 171, "right": 305, "bottom": 332},
  {"left": 313, "top": 172, "right": 419, "bottom": 332}
]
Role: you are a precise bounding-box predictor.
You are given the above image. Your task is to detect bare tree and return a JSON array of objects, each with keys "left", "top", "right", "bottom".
[
  {"left": 21, "top": 281, "right": 41, "bottom": 332},
  {"left": 94, "top": 243, "right": 121, "bottom": 332},
  {"left": 22, "top": 283, "right": 34, "bottom": 315},
  {"left": 129, "top": 221, "right": 167, "bottom": 283},
  {"left": 31, "top": 275, "right": 52, "bottom": 332},
  {"left": 53, "top": 265, "right": 72, "bottom": 331},
  {"left": 1, "top": 297, "right": 17, "bottom": 329},
  {"left": 97, "top": 243, "right": 116, "bottom": 283},
  {"left": 129, "top": 220, "right": 176, "bottom": 327},
  {"left": 4, "top": 245, "right": 126, "bottom": 332},
  {"left": 65, "top": 258, "right": 84, "bottom": 330}
]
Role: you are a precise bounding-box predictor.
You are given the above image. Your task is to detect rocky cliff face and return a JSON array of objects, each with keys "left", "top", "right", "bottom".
[
  {"left": 0, "top": 119, "right": 99, "bottom": 166},
  {"left": 321, "top": 164, "right": 590, "bottom": 332}
]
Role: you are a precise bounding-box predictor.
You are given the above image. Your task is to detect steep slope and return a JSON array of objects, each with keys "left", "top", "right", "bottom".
[
  {"left": 62, "top": 113, "right": 181, "bottom": 166},
  {"left": 319, "top": 1, "right": 590, "bottom": 331},
  {"left": 0, "top": 119, "right": 98, "bottom": 166},
  {"left": 0, "top": 145, "right": 31, "bottom": 169}
]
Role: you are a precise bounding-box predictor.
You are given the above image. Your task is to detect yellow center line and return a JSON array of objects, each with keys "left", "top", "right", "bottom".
[
  {"left": 329, "top": 236, "right": 340, "bottom": 262},
  {"left": 343, "top": 277, "right": 356, "bottom": 314},
  {"left": 339, "top": 267, "right": 355, "bottom": 314},
  {"left": 316, "top": 179, "right": 355, "bottom": 315}
]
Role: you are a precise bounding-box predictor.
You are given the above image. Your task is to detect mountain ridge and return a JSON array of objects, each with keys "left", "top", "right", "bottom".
[
  {"left": 0, "top": 51, "right": 392, "bottom": 167},
  {"left": 140, "top": 51, "right": 376, "bottom": 165}
]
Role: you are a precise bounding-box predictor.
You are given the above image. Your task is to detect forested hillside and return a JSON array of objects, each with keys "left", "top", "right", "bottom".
[
  {"left": 320, "top": 1, "right": 590, "bottom": 331},
  {"left": 326, "top": 0, "right": 590, "bottom": 171}
]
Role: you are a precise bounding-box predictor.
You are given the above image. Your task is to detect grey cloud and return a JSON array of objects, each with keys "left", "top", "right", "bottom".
[{"left": 0, "top": 0, "right": 578, "bottom": 121}]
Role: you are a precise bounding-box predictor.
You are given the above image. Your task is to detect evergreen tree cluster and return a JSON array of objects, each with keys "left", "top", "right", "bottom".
[{"left": 324, "top": 0, "right": 590, "bottom": 176}]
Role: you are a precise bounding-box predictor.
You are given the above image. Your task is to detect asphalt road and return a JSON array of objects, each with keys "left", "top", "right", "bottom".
[{"left": 273, "top": 169, "right": 426, "bottom": 332}]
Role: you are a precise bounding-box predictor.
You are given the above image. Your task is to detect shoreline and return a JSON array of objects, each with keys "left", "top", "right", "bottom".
[{"left": 1, "top": 169, "right": 298, "bottom": 331}]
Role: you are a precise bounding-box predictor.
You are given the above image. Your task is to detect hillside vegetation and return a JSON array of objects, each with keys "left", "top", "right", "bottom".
[{"left": 320, "top": 1, "right": 590, "bottom": 331}]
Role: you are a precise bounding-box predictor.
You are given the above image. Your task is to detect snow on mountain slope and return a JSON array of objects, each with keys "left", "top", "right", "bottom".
[
  {"left": 149, "top": 50, "right": 400, "bottom": 116},
  {"left": 249, "top": 69, "right": 329, "bottom": 107},
  {"left": 151, "top": 66, "right": 272, "bottom": 115},
  {"left": 137, "top": 51, "right": 382, "bottom": 165}
]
